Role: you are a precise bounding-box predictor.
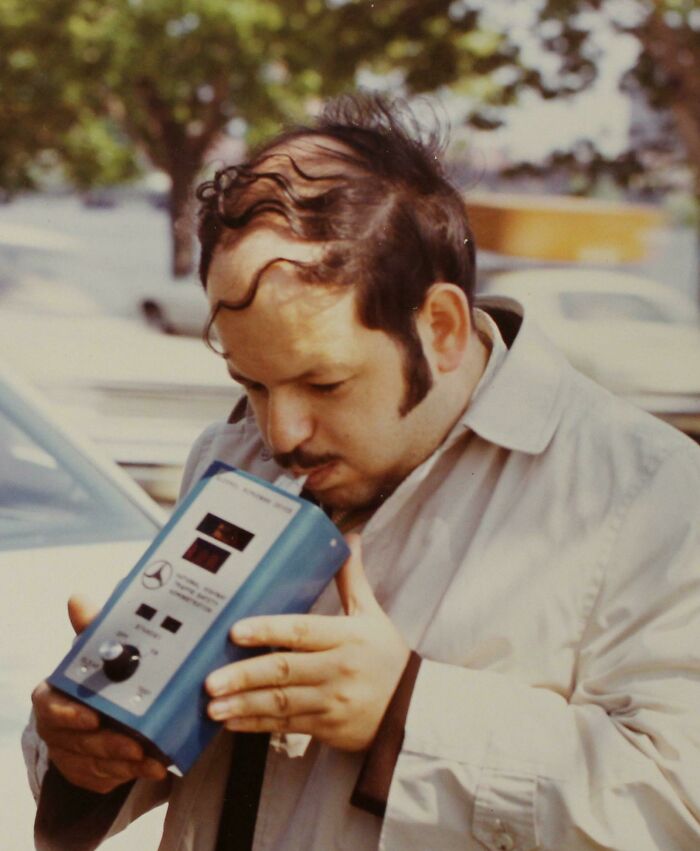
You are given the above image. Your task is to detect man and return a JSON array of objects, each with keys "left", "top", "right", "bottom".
[{"left": 26, "top": 94, "right": 700, "bottom": 850}]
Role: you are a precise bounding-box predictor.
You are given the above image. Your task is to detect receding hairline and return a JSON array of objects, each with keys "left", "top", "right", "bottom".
[
  {"left": 208, "top": 227, "right": 330, "bottom": 300},
  {"left": 204, "top": 132, "right": 372, "bottom": 270}
]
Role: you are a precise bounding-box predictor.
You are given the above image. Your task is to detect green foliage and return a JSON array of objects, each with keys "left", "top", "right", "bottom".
[
  {"left": 61, "top": 118, "right": 140, "bottom": 190},
  {"left": 1, "top": 0, "right": 546, "bottom": 271},
  {"left": 0, "top": 0, "right": 73, "bottom": 191},
  {"left": 4, "top": 0, "right": 697, "bottom": 266},
  {"left": 0, "top": 0, "right": 538, "bottom": 190}
]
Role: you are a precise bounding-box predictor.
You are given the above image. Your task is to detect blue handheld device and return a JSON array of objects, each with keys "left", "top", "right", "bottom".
[{"left": 48, "top": 462, "right": 349, "bottom": 773}]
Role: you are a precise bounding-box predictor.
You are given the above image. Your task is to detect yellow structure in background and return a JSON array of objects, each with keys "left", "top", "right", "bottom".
[{"left": 465, "top": 193, "right": 665, "bottom": 264}]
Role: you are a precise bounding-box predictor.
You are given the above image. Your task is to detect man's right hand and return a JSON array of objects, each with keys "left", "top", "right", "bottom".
[{"left": 31, "top": 595, "right": 168, "bottom": 795}]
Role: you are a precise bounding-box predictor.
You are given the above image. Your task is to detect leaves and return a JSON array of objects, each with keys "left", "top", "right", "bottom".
[{"left": 3, "top": 0, "right": 697, "bottom": 266}]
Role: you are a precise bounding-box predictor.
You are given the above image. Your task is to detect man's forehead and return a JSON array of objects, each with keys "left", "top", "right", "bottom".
[
  {"left": 206, "top": 132, "right": 365, "bottom": 312},
  {"left": 207, "top": 227, "right": 326, "bottom": 304}
]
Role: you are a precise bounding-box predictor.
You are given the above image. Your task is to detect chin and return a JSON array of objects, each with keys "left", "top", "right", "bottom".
[
  {"left": 310, "top": 476, "right": 394, "bottom": 513},
  {"left": 309, "top": 486, "right": 362, "bottom": 511}
]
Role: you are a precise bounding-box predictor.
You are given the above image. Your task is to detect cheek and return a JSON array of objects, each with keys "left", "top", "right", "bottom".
[
  {"left": 333, "top": 409, "right": 406, "bottom": 468},
  {"left": 311, "top": 407, "right": 368, "bottom": 460}
]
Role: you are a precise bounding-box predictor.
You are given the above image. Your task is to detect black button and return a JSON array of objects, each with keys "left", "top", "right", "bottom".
[
  {"left": 136, "top": 603, "right": 157, "bottom": 621},
  {"left": 161, "top": 616, "right": 182, "bottom": 634}
]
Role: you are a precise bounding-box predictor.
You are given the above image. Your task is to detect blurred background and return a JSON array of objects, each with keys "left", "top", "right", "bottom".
[{"left": 1, "top": 1, "right": 699, "bottom": 848}]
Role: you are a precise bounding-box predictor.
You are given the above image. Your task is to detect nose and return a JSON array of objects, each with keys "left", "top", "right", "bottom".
[{"left": 264, "top": 390, "right": 314, "bottom": 456}]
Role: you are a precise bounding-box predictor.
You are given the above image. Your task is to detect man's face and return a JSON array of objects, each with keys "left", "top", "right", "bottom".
[{"left": 207, "top": 229, "right": 441, "bottom": 511}]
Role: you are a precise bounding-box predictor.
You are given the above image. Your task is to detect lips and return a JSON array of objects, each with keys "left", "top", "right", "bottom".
[{"left": 296, "top": 461, "right": 338, "bottom": 490}]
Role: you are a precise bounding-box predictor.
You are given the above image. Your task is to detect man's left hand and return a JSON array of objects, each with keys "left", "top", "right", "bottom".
[{"left": 205, "top": 533, "right": 409, "bottom": 751}]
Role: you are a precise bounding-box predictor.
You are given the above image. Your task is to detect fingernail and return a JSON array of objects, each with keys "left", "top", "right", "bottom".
[
  {"left": 208, "top": 700, "right": 228, "bottom": 720},
  {"left": 233, "top": 623, "right": 252, "bottom": 642},
  {"left": 206, "top": 675, "right": 225, "bottom": 696}
]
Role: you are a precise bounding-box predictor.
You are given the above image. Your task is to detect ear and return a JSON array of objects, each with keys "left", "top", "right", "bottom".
[{"left": 417, "top": 284, "right": 471, "bottom": 374}]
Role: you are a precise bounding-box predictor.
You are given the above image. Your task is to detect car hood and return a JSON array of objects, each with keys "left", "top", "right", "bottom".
[{"left": 549, "top": 322, "right": 700, "bottom": 396}]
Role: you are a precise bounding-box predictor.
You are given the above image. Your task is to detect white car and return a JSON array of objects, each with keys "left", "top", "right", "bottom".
[
  {"left": 479, "top": 268, "right": 700, "bottom": 439},
  {"left": 0, "top": 366, "right": 167, "bottom": 850},
  {"left": 0, "top": 311, "right": 241, "bottom": 502},
  {"left": 139, "top": 276, "right": 210, "bottom": 337}
]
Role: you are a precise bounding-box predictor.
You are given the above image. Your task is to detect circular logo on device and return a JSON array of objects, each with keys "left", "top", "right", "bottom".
[{"left": 141, "top": 560, "right": 173, "bottom": 590}]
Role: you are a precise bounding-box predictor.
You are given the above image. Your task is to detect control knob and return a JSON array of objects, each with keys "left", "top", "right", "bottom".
[{"left": 98, "top": 640, "right": 140, "bottom": 682}]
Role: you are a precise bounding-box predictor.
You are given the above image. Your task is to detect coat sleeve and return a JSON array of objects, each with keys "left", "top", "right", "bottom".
[{"left": 380, "top": 447, "right": 700, "bottom": 851}]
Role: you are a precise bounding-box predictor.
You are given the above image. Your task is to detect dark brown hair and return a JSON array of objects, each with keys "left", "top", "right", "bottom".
[{"left": 196, "top": 92, "right": 476, "bottom": 414}]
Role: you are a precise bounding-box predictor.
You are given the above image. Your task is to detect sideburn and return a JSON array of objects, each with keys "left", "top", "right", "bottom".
[{"left": 397, "top": 324, "right": 433, "bottom": 416}]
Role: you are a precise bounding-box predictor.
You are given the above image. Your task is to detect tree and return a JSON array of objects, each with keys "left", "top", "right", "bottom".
[
  {"left": 0, "top": 0, "right": 139, "bottom": 196},
  {"left": 0, "top": 0, "right": 75, "bottom": 194},
  {"left": 7, "top": 0, "right": 694, "bottom": 275},
  {"left": 1, "top": 0, "right": 559, "bottom": 276},
  {"left": 514, "top": 0, "right": 700, "bottom": 200}
]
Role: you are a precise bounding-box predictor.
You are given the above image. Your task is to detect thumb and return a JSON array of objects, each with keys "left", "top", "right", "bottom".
[
  {"left": 335, "top": 533, "right": 381, "bottom": 616},
  {"left": 67, "top": 594, "right": 100, "bottom": 635}
]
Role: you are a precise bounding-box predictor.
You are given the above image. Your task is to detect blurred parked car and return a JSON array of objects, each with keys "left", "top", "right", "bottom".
[
  {"left": 139, "top": 276, "right": 210, "bottom": 336},
  {"left": 479, "top": 268, "right": 700, "bottom": 440},
  {"left": 0, "top": 311, "right": 240, "bottom": 502},
  {"left": 0, "top": 365, "right": 166, "bottom": 850}
]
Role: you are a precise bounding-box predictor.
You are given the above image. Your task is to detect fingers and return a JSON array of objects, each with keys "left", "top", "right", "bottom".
[
  {"left": 206, "top": 649, "right": 332, "bottom": 697},
  {"left": 67, "top": 594, "right": 100, "bottom": 635},
  {"left": 209, "top": 685, "right": 323, "bottom": 723},
  {"left": 32, "top": 682, "right": 99, "bottom": 731},
  {"left": 52, "top": 748, "right": 166, "bottom": 783},
  {"left": 50, "top": 749, "right": 127, "bottom": 795},
  {"left": 51, "top": 749, "right": 167, "bottom": 794},
  {"left": 203, "top": 531, "right": 406, "bottom": 752},
  {"left": 39, "top": 728, "right": 144, "bottom": 762},
  {"left": 32, "top": 679, "right": 167, "bottom": 794},
  {"left": 231, "top": 613, "right": 348, "bottom": 652}
]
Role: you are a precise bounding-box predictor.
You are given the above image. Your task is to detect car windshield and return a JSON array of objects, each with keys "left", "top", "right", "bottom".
[
  {"left": 0, "top": 384, "right": 160, "bottom": 551},
  {"left": 559, "top": 291, "right": 691, "bottom": 324}
]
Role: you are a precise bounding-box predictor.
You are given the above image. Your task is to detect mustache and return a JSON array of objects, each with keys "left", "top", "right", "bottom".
[{"left": 273, "top": 448, "right": 340, "bottom": 470}]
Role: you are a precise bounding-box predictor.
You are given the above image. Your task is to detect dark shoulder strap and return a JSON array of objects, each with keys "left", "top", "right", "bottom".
[{"left": 215, "top": 733, "right": 270, "bottom": 851}]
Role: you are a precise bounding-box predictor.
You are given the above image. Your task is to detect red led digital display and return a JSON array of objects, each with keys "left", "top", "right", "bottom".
[
  {"left": 182, "top": 537, "right": 230, "bottom": 574},
  {"left": 197, "top": 513, "right": 254, "bottom": 551}
]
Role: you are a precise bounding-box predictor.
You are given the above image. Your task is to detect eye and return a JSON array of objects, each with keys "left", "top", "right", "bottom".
[{"left": 309, "top": 381, "right": 345, "bottom": 395}]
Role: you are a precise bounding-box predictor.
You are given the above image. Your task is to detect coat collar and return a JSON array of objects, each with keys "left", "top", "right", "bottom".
[{"left": 462, "top": 296, "right": 569, "bottom": 454}]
